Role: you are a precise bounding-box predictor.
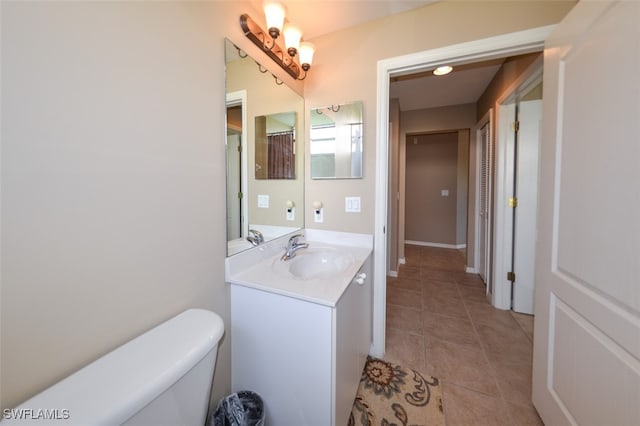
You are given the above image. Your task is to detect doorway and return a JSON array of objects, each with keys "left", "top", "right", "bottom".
[
  {"left": 226, "top": 90, "right": 248, "bottom": 247},
  {"left": 493, "top": 63, "right": 542, "bottom": 313},
  {"left": 372, "top": 25, "right": 555, "bottom": 357},
  {"left": 404, "top": 131, "right": 469, "bottom": 250}
]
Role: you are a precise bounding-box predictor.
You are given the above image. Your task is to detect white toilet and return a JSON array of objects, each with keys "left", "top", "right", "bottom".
[{"left": 2, "top": 309, "right": 224, "bottom": 425}]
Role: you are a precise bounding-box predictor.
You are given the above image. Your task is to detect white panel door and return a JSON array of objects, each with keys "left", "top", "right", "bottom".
[
  {"left": 512, "top": 99, "right": 542, "bottom": 314},
  {"left": 532, "top": 1, "right": 640, "bottom": 424}
]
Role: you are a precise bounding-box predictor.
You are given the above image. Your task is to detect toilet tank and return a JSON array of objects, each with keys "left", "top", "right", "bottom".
[{"left": 2, "top": 309, "right": 224, "bottom": 426}]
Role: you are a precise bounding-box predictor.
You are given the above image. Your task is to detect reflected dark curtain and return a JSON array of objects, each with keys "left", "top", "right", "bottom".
[{"left": 268, "top": 131, "right": 295, "bottom": 179}]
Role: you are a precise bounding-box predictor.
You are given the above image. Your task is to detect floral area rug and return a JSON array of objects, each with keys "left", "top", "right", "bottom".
[{"left": 349, "top": 356, "right": 445, "bottom": 426}]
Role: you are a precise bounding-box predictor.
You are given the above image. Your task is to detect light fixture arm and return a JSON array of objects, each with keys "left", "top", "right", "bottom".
[{"left": 240, "top": 14, "right": 301, "bottom": 80}]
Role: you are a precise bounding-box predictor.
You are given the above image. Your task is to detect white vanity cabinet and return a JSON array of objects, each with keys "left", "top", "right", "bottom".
[{"left": 230, "top": 254, "right": 372, "bottom": 426}]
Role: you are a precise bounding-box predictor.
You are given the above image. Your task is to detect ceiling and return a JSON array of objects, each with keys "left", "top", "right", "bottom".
[
  {"left": 243, "top": 1, "right": 508, "bottom": 111},
  {"left": 390, "top": 59, "right": 505, "bottom": 111},
  {"left": 250, "top": 0, "right": 439, "bottom": 39}
]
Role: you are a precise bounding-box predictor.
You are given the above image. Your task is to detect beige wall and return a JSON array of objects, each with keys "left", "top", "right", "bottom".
[
  {"left": 303, "top": 0, "right": 575, "bottom": 242},
  {"left": 477, "top": 52, "right": 542, "bottom": 121},
  {"left": 406, "top": 132, "right": 459, "bottom": 244},
  {"left": 403, "top": 129, "right": 469, "bottom": 248},
  {"left": 0, "top": 0, "right": 301, "bottom": 412},
  {"left": 400, "top": 104, "right": 477, "bottom": 261}
]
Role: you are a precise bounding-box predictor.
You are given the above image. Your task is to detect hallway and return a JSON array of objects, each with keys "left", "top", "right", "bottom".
[{"left": 385, "top": 245, "right": 540, "bottom": 425}]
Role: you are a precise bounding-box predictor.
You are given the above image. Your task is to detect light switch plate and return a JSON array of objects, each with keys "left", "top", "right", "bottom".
[
  {"left": 257, "top": 194, "right": 269, "bottom": 208},
  {"left": 345, "top": 196, "right": 361, "bottom": 213},
  {"left": 441, "top": 189, "right": 449, "bottom": 197}
]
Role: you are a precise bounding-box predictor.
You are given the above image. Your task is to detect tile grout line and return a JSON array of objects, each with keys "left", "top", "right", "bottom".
[
  {"left": 393, "top": 246, "right": 542, "bottom": 425},
  {"left": 458, "top": 289, "right": 520, "bottom": 424}
]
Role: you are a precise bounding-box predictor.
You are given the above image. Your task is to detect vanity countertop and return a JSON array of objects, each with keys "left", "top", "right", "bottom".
[{"left": 225, "top": 229, "right": 373, "bottom": 307}]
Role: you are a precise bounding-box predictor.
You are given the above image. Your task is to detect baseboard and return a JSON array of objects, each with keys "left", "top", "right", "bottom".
[
  {"left": 388, "top": 270, "right": 398, "bottom": 278},
  {"left": 465, "top": 266, "right": 478, "bottom": 274},
  {"left": 405, "top": 240, "right": 467, "bottom": 250},
  {"left": 399, "top": 258, "right": 406, "bottom": 265}
]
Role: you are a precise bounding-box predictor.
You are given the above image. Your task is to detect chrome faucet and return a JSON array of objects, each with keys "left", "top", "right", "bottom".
[
  {"left": 246, "top": 229, "right": 264, "bottom": 246},
  {"left": 281, "top": 234, "right": 309, "bottom": 261}
]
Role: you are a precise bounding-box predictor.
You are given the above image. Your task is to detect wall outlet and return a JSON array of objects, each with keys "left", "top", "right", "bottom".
[
  {"left": 286, "top": 207, "right": 295, "bottom": 221},
  {"left": 441, "top": 189, "right": 449, "bottom": 197},
  {"left": 345, "top": 196, "right": 361, "bottom": 213},
  {"left": 314, "top": 208, "right": 324, "bottom": 223}
]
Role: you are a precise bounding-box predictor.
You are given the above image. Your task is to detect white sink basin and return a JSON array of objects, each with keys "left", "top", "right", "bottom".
[
  {"left": 226, "top": 230, "right": 373, "bottom": 305},
  {"left": 273, "top": 246, "right": 355, "bottom": 280}
]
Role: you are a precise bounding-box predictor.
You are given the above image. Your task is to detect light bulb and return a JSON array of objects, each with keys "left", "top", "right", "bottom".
[
  {"left": 283, "top": 24, "right": 302, "bottom": 57},
  {"left": 298, "top": 42, "right": 315, "bottom": 70},
  {"left": 433, "top": 65, "right": 453, "bottom": 76},
  {"left": 263, "top": 1, "right": 286, "bottom": 39}
]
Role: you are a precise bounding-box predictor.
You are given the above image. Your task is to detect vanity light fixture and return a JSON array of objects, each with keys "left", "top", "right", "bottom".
[
  {"left": 433, "top": 65, "right": 453, "bottom": 76},
  {"left": 315, "top": 104, "right": 341, "bottom": 115},
  {"left": 232, "top": 43, "right": 285, "bottom": 86},
  {"left": 240, "top": 1, "right": 315, "bottom": 80}
]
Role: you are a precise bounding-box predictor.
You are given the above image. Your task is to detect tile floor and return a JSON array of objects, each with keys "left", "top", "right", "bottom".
[{"left": 385, "top": 244, "right": 541, "bottom": 425}]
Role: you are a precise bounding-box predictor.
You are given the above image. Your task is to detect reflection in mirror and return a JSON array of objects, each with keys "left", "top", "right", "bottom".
[
  {"left": 255, "top": 112, "right": 296, "bottom": 180},
  {"left": 225, "top": 39, "right": 304, "bottom": 256},
  {"left": 226, "top": 101, "right": 244, "bottom": 242},
  {"left": 310, "top": 101, "right": 363, "bottom": 179}
]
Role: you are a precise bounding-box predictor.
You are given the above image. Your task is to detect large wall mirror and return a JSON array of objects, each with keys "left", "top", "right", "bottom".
[
  {"left": 310, "top": 101, "right": 363, "bottom": 179},
  {"left": 225, "top": 39, "right": 304, "bottom": 256}
]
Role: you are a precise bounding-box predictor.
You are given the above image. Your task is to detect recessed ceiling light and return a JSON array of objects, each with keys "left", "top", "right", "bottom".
[{"left": 433, "top": 65, "right": 453, "bottom": 76}]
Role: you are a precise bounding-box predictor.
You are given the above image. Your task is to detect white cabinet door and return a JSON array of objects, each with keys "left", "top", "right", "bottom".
[
  {"left": 231, "top": 285, "right": 333, "bottom": 426},
  {"left": 334, "top": 256, "right": 372, "bottom": 426},
  {"left": 533, "top": 1, "right": 640, "bottom": 424}
]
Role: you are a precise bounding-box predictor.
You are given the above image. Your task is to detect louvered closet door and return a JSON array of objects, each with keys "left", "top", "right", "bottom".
[{"left": 478, "top": 122, "right": 492, "bottom": 288}]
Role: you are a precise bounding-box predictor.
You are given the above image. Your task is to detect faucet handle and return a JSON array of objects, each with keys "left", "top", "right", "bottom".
[
  {"left": 249, "top": 229, "right": 264, "bottom": 243},
  {"left": 288, "top": 234, "right": 304, "bottom": 244}
]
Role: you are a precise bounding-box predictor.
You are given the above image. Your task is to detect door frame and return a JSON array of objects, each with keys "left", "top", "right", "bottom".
[{"left": 372, "top": 25, "right": 555, "bottom": 357}]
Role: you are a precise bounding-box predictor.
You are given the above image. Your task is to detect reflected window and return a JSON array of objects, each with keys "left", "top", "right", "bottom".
[{"left": 310, "top": 101, "right": 363, "bottom": 179}]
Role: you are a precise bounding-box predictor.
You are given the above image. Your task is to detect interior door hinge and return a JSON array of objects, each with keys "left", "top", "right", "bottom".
[
  {"left": 507, "top": 271, "right": 516, "bottom": 282},
  {"left": 511, "top": 121, "right": 520, "bottom": 132},
  {"left": 509, "top": 197, "right": 518, "bottom": 208},
  {"left": 238, "top": 191, "right": 243, "bottom": 199},
  {"left": 237, "top": 145, "right": 242, "bottom": 152}
]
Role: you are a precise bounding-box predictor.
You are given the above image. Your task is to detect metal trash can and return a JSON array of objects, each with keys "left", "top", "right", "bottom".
[{"left": 210, "top": 390, "right": 265, "bottom": 426}]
